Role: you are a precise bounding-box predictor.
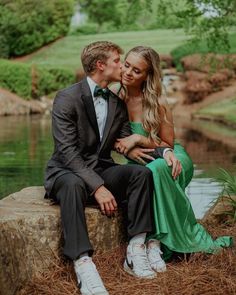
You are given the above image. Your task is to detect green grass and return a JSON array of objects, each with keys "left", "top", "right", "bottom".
[
  {"left": 197, "top": 98, "right": 236, "bottom": 125},
  {"left": 23, "top": 29, "right": 189, "bottom": 71}
]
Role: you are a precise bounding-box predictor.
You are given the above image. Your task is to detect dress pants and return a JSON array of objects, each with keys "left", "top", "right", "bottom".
[{"left": 51, "top": 164, "right": 154, "bottom": 260}]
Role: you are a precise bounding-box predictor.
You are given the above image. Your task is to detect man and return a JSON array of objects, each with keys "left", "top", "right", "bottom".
[{"left": 44, "top": 41, "right": 157, "bottom": 295}]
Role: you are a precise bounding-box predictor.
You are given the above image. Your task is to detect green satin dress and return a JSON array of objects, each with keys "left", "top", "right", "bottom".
[{"left": 130, "top": 122, "right": 233, "bottom": 260}]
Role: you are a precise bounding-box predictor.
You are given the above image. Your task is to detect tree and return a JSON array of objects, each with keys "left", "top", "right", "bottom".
[
  {"left": 79, "top": 0, "right": 118, "bottom": 31},
  {"left": 157, "top": 0, "right": 236, "bottom": 52},
  {"left": 79, "top": 0, "right": 152, "bottom": 31}
]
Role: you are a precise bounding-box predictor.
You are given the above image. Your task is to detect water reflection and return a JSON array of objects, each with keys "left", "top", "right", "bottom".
[
  {"left": 0, "top": 115, "right": 53, "bottom": 199},
  {"left": 174, "top": 118, "right": 236, "bottom": 218},
  {"left": 0, "top": 115, "right": 235, "bottom": 218}
]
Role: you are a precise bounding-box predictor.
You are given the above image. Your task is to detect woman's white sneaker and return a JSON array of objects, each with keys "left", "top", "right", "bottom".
[
  {"left": 147, "top": 240, "right": 167, "bottom": 272},
  {"left": 124, "top": 243, "right": 156, "bottom": 279},
  {"left": 74, "top": 257, "right": 109, "bottom": 295}
]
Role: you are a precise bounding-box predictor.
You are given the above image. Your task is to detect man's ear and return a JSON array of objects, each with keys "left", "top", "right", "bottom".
[{"left": 96, "top": 60, "right": 105, "bottom": 71}]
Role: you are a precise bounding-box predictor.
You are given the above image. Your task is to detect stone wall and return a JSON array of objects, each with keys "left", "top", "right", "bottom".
[{"left": 0, "top": 187, "right": 126, "bottom": 295}]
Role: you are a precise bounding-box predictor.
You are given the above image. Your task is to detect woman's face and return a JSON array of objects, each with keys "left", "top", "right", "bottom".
[{"left": 122, "top": 52, "right": 148, "bottom": 88}]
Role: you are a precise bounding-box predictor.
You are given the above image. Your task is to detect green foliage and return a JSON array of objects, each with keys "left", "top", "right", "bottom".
[
  {"left": 171, "top": 32, "right": 236, "bottom": 68},
  {"left": 80, "top": 0, "right": 118, "bottom": 30},
  {"left": 79, "top": 0, "right": 153, "bottom": 32},
  {"left": 0, "top": 60, "right": 32, "bottom": 98},
  {"left": 0, "top": 0, "right": 74, "bottom": 57},
  {"left": 218, "top": 168, "right": 236, "bottom": 196},
  {"left": 71, "top": 23, "right": 98, "bottom": 35},
  {"left": 217, "top": 168, "right": 236, "bottom": 222},
  {"left": 76, "top": 0, "right": 192, "bottom": 33},
  {"left": 0, "top": 59, "right": 75, "bottom": 99},
  {"left": 157, "top": 0, "right": 236, "bottom": 52},
  {"left": 153, "top": 0, "right": 185, "bottom": 29}
]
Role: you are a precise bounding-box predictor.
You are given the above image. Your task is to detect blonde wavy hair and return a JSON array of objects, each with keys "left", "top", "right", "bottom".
[{"left": 125, "top": 46, "right": 163, "bottom": 143}]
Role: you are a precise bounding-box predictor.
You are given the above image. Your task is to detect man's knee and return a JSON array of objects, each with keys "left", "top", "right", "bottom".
[
  {"left": 134, "top": 165, "right": 153, "bottom": 179},
  {"left": 56, "top": 174, "right": 88, "bottom": 200},
  {"left": 66, "top": 176, "right": 86, "bottom": 190}
]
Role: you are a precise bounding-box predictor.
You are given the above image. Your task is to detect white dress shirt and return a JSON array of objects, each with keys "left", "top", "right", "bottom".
[
  {"left": 87, "top": 77, "right": 172, "bottom": 157},
  {"left": 87, "top": 77, "right": 108, "bottom": 141}
]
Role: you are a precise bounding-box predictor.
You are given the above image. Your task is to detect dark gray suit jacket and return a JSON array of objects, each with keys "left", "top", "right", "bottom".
[{"left": 44, "top": 78, "right": 131, "bottom": 196}]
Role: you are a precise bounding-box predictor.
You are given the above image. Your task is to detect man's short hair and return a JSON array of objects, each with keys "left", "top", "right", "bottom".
[{"left": 81, "top": 41, "right": 123, "bottom": 74}]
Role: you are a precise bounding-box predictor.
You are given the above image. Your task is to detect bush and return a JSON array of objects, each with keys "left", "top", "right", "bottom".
[
  {"left": 0, "top": 0, "right": 74, "bottom": 57},
  {"left": 171, "top": 32, "right": 236, "bottom": 70},
  {"left": 0, "top": 59, "right": 75, "bottom": 99},
  {"left": 71, "top": 23, "right": 98, "bottom": 35}
]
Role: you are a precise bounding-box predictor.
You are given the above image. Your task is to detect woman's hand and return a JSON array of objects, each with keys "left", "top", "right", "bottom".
[
  {"left": 114, "top": 134, "right": 141, "bottom": 155},
  {"left": 127, "top": 147, "right": 155, "bottom": 165},
  {"left": 163, "top": 151, "right": 182, "bottom": 179}
]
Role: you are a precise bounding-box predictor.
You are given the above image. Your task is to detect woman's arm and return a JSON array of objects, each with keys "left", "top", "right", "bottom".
[
  {"left": 158, "top": 99, "right": 175, "bottom": 147},
  {"left": 115, "top": 100, "right": 175, "bottom": 154}
]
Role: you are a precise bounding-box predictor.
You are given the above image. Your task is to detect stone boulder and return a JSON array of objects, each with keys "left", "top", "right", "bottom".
[
  {"left": 159, "top": 54, "right": 173, "bottom": 69},
  {"left": 0, "top": 187, "right": 125, "bottom": 295},
  {"left": 208, "top": 72, "right": 229, "bottom": 90},
  {"left": 0, "top": 88, "right": 44, "bottom": 116},
  {"left": 181, "top": 53, "right": 236, "bottom": 73},
  {"left": 184, "top": 78, "right": 212, "bottom": 103}
]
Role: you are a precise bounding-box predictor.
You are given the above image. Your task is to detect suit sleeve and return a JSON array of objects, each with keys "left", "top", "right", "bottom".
[{"left": 52, "top": 91, "right": 104, "bottom": 194}]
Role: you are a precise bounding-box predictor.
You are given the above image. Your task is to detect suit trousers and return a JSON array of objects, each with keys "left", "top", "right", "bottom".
[{"left": 51, "top": 164, "right": 154, "bottom": 260}]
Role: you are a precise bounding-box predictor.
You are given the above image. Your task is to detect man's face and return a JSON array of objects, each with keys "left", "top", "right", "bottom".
[{"left": 102, "top": 50, "right": 122, "bottom": 82}]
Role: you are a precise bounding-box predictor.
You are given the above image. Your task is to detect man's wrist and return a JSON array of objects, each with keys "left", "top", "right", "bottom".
[{"left": 163, "top": 148, "right": 173, "bottom": 157}]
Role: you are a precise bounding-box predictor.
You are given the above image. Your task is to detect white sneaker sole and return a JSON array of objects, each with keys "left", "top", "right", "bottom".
[{"left": 123, "top": 261, "right": 157, "bottom": 279}]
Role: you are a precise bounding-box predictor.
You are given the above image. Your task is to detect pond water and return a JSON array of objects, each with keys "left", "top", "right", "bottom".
[{"left": 0, "top": 115, "right": 235, "bottom": 218}]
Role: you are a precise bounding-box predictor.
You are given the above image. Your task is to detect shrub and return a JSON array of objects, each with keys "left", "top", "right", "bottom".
[
  {"left": 71, "top": 23, "right": 98, "bottom": 35},
  {"left": 0, "top": 59, "right": 75, "bottom": 99},
  {"left": 0, "top": 0, "right": 74, "bottom": 57},
  {"left": 171, "top": 33, "right": 236, "bottom": 70}
]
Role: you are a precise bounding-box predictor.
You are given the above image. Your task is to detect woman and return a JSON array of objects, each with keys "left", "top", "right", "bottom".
[{"left": 113, "top": 46, "right": 232, "bottom": 272}]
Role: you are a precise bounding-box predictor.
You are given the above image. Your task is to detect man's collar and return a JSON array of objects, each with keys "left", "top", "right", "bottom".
[{"left": 86, "top": 76, "right": 97, "bottom": 98}]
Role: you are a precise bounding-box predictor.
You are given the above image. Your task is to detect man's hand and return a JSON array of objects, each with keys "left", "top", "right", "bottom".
[
  {"left": 164, "top": 151, "right": 182, "bottom": 179},
  {"left": 127, "top": 147, "right": 155, "bottom": 165},
  {"left": 94, "top": 185, "right": 117, "bottom": 216},
  {"left": 114, "top": 134, "right": 140, "bottom": 155}
]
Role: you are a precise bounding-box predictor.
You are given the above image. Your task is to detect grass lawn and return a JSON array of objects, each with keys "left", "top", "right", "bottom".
[
  {"left": 197, "top": 97, "right": 236, "bottom": 125},
  {"left": 23, "top": 29, "right": 189, "bottom": 71}
]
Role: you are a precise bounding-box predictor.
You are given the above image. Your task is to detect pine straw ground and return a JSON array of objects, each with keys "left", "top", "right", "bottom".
[{"left": 19, "top": 222, "right": 236, "bottom": 295}]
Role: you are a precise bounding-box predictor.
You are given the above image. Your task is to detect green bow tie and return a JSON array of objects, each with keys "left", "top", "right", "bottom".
[{"left": 94, "top": 85, "right": 110, "bottom": 100}]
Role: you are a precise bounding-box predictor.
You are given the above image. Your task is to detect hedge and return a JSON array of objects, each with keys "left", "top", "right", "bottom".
[
  {"left": 0, "top": 0, "right": 74, "bottom": 58},
  {"left": 0, "top": 59, "right": 75, "bottom": 99}
]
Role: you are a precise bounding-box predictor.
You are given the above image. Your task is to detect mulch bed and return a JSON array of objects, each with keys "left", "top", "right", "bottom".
[{"left": 19, "top": 222, "right": 236, "bottom": 295}]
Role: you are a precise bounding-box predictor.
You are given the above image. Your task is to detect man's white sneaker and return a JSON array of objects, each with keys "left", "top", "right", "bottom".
[
  {"left": 147, "top": 240, "right": 166, "bottom": 272},
  {"left": 124, "top": 243, "right": 156, "bottom": 279},
  {"left": 74, "top": 257, "right": 109, "bottom": 295}
]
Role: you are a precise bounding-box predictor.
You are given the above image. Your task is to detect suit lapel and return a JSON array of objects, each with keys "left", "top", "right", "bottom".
[
  {"left": 81, "top": 79, "right": 100, "bottom": 142},
  {"left": 100, "top": 92, "right": 117, "bottom": 150}
]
